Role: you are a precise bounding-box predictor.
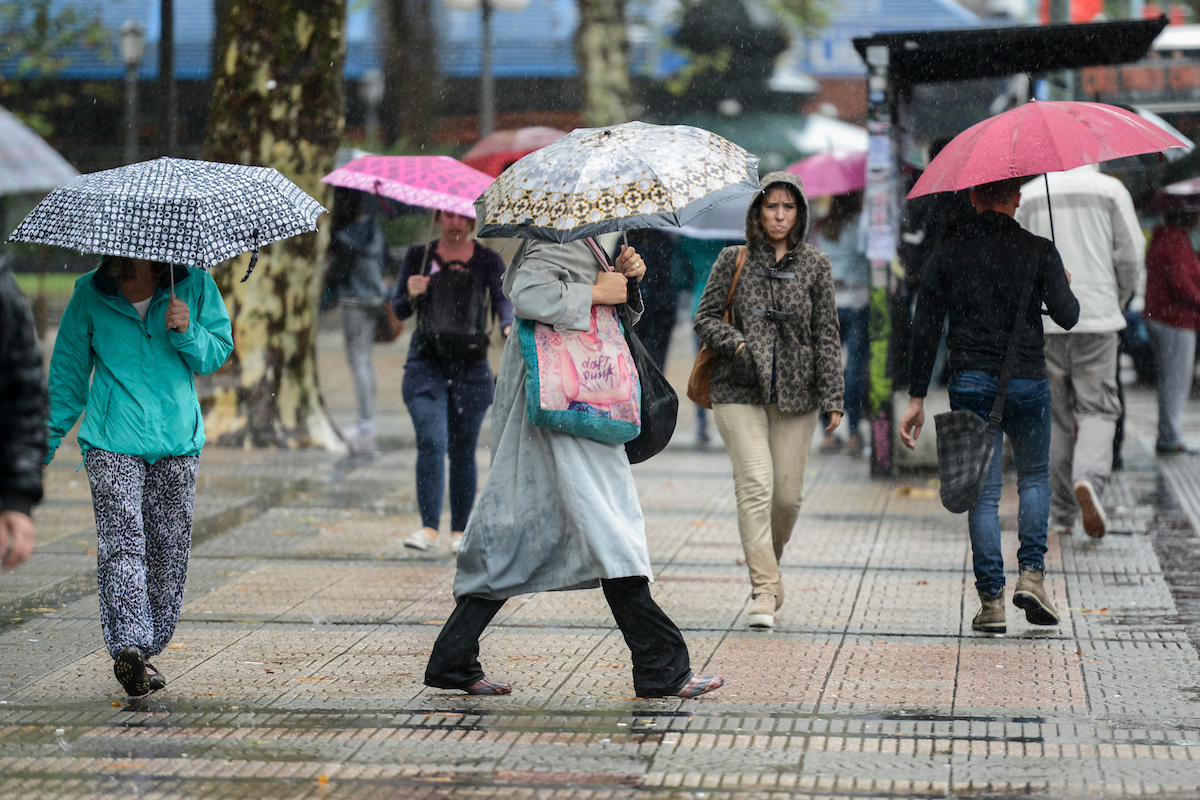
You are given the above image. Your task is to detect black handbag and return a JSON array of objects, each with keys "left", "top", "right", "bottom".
[
  {"left": 933, "top": 250, "right": 1040, "bottom": 514},
  {"left": 619, "top": 302, "right": 678, "bottom": 464}
]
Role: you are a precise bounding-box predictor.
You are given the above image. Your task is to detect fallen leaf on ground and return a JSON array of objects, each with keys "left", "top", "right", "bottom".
[{"left": 894, "top": 486, "right": 937, "bottom": 498}]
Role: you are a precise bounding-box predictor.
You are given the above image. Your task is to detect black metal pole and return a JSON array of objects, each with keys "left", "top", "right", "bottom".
[
  {"left": 161, "top": 0, "right": 177, "bottom": 155},
  {"left": 124, "top": 62, "right": 139, "bottom": 164}
]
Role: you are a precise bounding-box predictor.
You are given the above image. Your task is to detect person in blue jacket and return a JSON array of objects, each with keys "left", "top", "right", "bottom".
[{"left": 46, "top": 256, "right": 233, "bottom": 697}]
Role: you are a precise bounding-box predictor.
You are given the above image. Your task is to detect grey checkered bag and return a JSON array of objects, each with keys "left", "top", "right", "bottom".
[
  {"left": 934, "top": 409, "right": 996, "bottom": 513},
  {"left": 931, "top": 245, "right": 1043, "bottom": 514}
]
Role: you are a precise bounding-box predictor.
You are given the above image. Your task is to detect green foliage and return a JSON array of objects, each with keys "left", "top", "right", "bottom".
[
  {"left": 867, "top": 286, "right": 892, "bottom": 415},
  {"left": 656, "top": 0, "right": 830, "bottom": 103},
  {"left": 663, "top": 48, "right": 733, "bottom": 97},
  {"left": 0, "top": 0, "right": 111, "bottom": 135},
  {"left": 766, "top": 0, "right": 831, "bottom": 37}
]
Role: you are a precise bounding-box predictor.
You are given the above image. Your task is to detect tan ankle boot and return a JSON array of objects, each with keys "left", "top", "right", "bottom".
[
  {"left": 1013, "top": 566, "right": 1059, "bottom": 626},
  {"left": 748, "top": 593, "right": 775, "bottom": 629},
  {"left": 972, "top": 591, "right": 1006, "bottom": 633}
]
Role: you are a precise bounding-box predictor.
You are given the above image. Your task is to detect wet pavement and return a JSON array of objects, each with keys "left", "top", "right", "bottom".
[{"left": 6, "top": 322, "right": 1200, "bottom": 798}]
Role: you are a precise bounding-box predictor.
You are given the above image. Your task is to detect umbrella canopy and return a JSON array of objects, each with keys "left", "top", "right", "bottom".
[
  {"left": 908, "top": 101, "right": 1189, "bottom": 199},
  {"left": 474, "top": 121, "right": 760, "bottom": 242},
  {"left": 786, "top": 150, "right": 867, "bottom": 198},
  {"left": 461, "top": 127, "right": 568, "bottom": 177},
  {"left": 677, "top": 112, "right": 867, "bottom": 173},
  {"left": 667, "top": 194, "right": 753, "bottom": 241},
  {"left": 0, "top": 105, "right": 78, "bottom": 196},
  {"left": 7, "top": 157, "right": 325, "bottom": 272},
  {"left": 320, "top": 155, "right": 493, "bottom": 218}
]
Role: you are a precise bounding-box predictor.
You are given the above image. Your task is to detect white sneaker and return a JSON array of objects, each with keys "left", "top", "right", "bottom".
[
  {"left": 450, "top": 533, "right": 463, "bottom": 554},
  {"left": 1074, "top": 480, "right": 1108, "bottom": 539},
  {"left": 403, "top": 529, "right": 434, "bottom": 551}
]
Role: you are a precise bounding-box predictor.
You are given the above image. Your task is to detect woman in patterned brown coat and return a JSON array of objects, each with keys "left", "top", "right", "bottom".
[{"left": 694, "top": 171, "right": 845, "bottom": 630}]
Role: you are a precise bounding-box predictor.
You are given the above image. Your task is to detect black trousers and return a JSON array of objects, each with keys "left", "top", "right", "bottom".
[{"left": 424, "top": 576, "right": 693, "bottom": 697}]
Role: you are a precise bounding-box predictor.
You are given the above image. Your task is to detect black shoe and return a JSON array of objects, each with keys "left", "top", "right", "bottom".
[
  {"left": 1156, "top": 442, "right": 1194, "bottom": 455},
  {"left": 113, "top": 646, "right": 151, "bottom": 697},
  {"left": 144, "top": 662, "right": 167, "bottom": 692}
]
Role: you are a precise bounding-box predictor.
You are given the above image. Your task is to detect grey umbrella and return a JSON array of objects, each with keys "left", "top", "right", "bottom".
[
  {"left": 7, "top": 157, "right": 326, "bottom": 282},
  {"left": 0, "top": 105, "right": 78, "bottom": 197},
  {"left": 474, "top": 121, "right": 760, "bottom": 242}
]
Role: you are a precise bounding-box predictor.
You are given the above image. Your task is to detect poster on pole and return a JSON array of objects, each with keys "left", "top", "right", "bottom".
[{"left": 865, "top": 120, "right": 896, "bottom": 263}]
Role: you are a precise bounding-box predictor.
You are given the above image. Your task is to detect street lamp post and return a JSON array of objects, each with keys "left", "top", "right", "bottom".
[
  {"left": 360, "top": 68, "right": 385, "bottom": 145},
  {"left": 442, "top": 0, "right": 530, "bottom": 137},
  {"left": 120, "top": 20, "right": 146, "bottom": 165}
]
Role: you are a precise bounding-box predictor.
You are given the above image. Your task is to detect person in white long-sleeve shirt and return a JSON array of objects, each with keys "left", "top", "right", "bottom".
[{"left": 1015, "top": 164, "right": 1144, "bottom": 539}]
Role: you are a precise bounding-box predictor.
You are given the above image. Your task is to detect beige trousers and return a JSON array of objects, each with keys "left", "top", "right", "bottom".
[{"left": 713, "top": 403, "right": 820, "bottom": 601}]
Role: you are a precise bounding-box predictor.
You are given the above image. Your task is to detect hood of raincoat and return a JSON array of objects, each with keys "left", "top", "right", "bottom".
[
  {"left": 747, "top": 170, "right": 811, "bottom": 244},
  {"left": 45, "top": 260, "right": 234, "bottom": 464}
]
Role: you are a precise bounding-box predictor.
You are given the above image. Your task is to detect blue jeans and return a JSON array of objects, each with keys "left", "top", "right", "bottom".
[
  {"left": 948, "top": 371, "right": 1052, "bottom": 597},
  {"left": 405, "top": 382, "right": 492, "bottom": 532},
  {"left": 838, "top": 306, "right": 870, "bottom": 434}
]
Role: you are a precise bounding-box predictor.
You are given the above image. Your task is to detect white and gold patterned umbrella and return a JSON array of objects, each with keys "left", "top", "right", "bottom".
[{"left": 474, "top": 121, "right": 760, "bottom": 242}]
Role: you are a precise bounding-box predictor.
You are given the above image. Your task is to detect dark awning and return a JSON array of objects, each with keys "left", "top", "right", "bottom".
[{"left": 853, "top": 17, "right": 1168, "bottom": 87}]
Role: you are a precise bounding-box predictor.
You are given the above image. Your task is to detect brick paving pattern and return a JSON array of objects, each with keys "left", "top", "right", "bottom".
[{"left": 5, "top": 324, "right": 1200, "bottom": 797}]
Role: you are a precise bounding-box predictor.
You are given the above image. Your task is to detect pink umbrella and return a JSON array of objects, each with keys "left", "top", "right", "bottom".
[
  {"left": 908, "top": 101, "right": 1187, "bottom": 200},
  {"left": 462, "top": 127, "right": 568, "bottom": 177},
  {"left": 785, "top": 151, "right": 867, "bottom": 198},
  {"left": 321, "top": 155, "right": 493, "bottom": 218}
]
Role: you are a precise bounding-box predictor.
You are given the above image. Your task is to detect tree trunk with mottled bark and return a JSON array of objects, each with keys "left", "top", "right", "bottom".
[
  {"left": 203, "top": 0, "right": 345, "bottom": 449},
  {"left": 379, "top": 0, "right": 439, "bottom": 147},
  {"left": 575, "top": 0, "right": 630, "bottom": 128}
]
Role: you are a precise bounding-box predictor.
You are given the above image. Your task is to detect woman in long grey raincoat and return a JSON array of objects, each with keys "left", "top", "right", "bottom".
[{"left": 423, "top": 237, "right": 724, "bottom": 698}]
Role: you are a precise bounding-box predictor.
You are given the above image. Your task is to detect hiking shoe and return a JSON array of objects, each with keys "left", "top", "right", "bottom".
[
  {"left": 971, "top": 591, "right": 1006, "bottom": 634},
  {"left": 748, "top": 593, "right": 775, "bottom": 629},
  {"left": 1013, "top": 566, "right": 1060, "bottom": 626},
  {"left": 113, "top": 646, "right": 152, "bottom": 697},
  {"left": 1074, "top": 480, "right": 1108, "bottom": 539},
  {"left": 403, "top": 528, "right": 434, "bottom": 551}
]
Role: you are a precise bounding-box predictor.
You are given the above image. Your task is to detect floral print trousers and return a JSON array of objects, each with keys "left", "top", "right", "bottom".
[{"left": 85, "top": 450, "right": 199, "bottom": 659}]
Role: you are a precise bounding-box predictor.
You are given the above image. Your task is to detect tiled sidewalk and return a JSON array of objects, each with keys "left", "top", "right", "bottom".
[{"left": 5, "top": 327, "right": 1200, "bottom": 797}]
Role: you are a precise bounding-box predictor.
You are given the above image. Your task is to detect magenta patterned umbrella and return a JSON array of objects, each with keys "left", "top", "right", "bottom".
[{"left": 320, "top": 155, "right": 494, "bottom": 218}]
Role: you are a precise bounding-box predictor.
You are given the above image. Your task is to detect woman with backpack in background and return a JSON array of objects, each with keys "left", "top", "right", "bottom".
[
  {"left": 393, "top": 210, "right": 513, "bottom": 553},
  {"left": 327, "top": 188, "right": 390, "bottom": 455}
]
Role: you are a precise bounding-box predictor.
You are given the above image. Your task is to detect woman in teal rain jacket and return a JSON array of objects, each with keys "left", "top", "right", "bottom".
[{"left": 46, "top": 256, "right": 233, "bottom": 697}]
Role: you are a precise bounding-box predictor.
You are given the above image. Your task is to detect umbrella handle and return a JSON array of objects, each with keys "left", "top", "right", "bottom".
[
  {"left": 241, "top": 228, "right": 261, "bottom": 282},
  {"left": 1044, "top": 173, "right": 1055, "bottom": 245},
  {"left": 168, "top": 265, "right": 181, "bottom": 332}
]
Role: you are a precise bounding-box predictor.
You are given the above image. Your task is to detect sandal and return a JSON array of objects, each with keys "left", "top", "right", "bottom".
[
  {"left": 675, "top": 674, "right": 724, "bottom": 698},
  {"left": 144, "top": 662, "right": 167, "bottom": 692},
  {"left": 113, "top": 646, "right": 151, "bottom": 697},
  {"left": 463, "top": 677, "right": 512, "bottom": 695}
]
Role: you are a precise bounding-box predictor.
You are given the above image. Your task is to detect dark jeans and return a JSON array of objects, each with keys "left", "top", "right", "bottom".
[
  {"left": 425, "top": 577, "right": 693, "bottom": 697},
  {"left": 405, "top": 382, "right": 492, "bottom": 531},
  {"left": 949, "top": 371, "right": 1052, "bottom": 597},
  {"left": 838, "top": 305, "right": 871, "bottom": 433}
]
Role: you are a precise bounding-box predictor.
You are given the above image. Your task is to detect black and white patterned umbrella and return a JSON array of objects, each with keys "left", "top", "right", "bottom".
[{"left": 6, "top": 157, "right": 326, "bottom": 278}]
